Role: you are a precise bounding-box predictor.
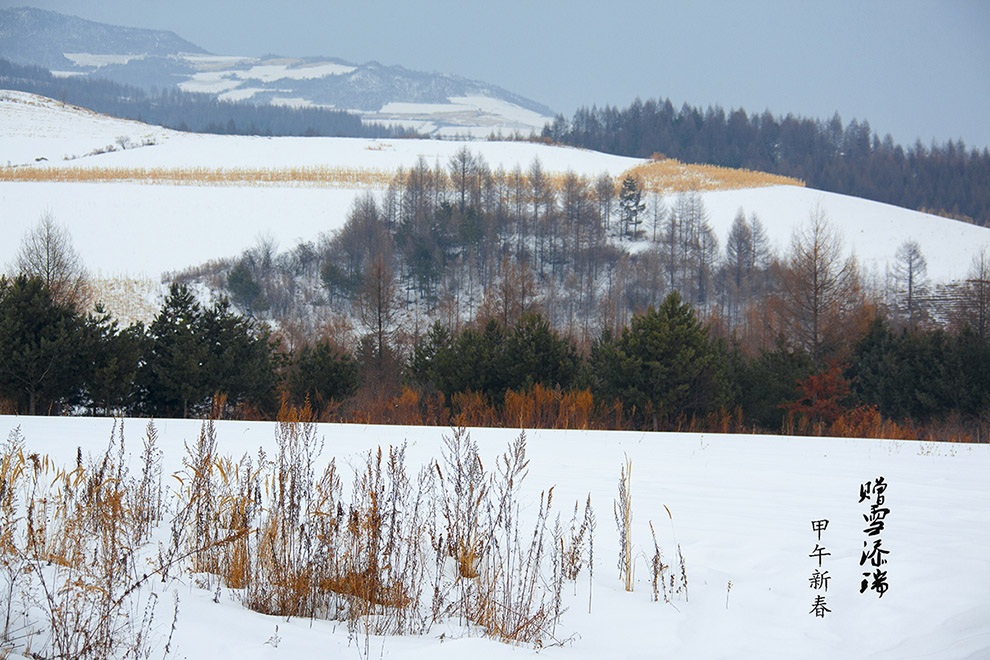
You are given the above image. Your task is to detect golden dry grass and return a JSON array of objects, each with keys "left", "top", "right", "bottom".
[
  {"left": 2, "top": 156, "right": 802, "bottom": 194},
  {"left": 0, "top": 165, "right": 394, "bottom": 188},
  {"left": 2, "top": 407, "right": 587, "bottom": 653},
  {"left": 622, "top": 157, "right": 804, "bottom": 194}
]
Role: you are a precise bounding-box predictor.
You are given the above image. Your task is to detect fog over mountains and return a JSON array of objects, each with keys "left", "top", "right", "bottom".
[{"left": 0, "top": 7, "right": 554, "bottom": 136}]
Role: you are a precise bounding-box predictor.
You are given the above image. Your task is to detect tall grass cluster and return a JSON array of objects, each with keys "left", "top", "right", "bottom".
[
  {"left": 177, "top": 405, "right": 586, "bottom": 646},
  {"left": 4, "top": 402, "right": 658, "bottom": 657},
  {"left": 613, "top": 458, "right": 689, "bottom": 605},
  {"left": 0, "top": 420, "right": 175, "bottom": 659}
]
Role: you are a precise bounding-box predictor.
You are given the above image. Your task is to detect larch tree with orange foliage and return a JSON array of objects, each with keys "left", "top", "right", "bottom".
[{"left": 784, "top": 363, "right": 852, "bottom": 428}]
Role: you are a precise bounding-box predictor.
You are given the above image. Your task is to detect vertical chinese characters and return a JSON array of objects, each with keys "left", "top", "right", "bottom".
[
  {"left": 859, "top": 477, "right": 890, "bottom": 597},
  {"left": 809, "top": 518, "right": 831, "bottom": 617}
]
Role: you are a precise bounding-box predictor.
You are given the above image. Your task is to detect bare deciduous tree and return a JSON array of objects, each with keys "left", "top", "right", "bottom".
[
  {"left": 594, "top": 173, "right": 614, "bottom": 232},
  {"left": 357, "top": 249, "right": 400, "bottom": 379},
  {"left": 14, "top": 211, "right": 87, "bottom": 308},
  {"left": 772, "top": 204, "right": 862, "bottom": 362},
  {"left": 892, "top": 239, "right": 929, "bottom": 328},
  {"left": 479, "top": 256, "right": 537, "bottom": 328},
  {"left": 954, "top": 247, "right": 990, "bottom": 341}
]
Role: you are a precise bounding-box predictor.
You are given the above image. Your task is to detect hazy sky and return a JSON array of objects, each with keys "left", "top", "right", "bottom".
[{"left": 5, "top": 0, "right": 989, "bottom": 149}]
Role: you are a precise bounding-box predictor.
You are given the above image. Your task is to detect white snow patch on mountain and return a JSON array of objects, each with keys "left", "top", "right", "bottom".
[
  {"left": 373, "top": 95, "right": 550, "bottom": 136},
  {"left": 62, "top": 52, "right": 142, "bottom": 67},
  {"left": 179, "top": 59, "right": 358, "bottom": 94}
]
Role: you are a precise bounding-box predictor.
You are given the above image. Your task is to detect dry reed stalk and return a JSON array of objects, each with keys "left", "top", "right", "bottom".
[
  {"left": 660, "top": 504, "right": 689, "bottom": 602},
  {"left": 614, "top": 456, "right": 634, "bottom": 592},
  {"left": 649, "top": 521, "right": 668, "bottom": 603}
]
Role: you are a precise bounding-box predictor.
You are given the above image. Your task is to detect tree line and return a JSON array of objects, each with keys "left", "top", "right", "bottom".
[
  {"left": 542, "top": 98, "right": 990, "bottom": 226},
  {"left": 3, "top": 273, "right": 988, "bottom": 440},
  {"left": 0, "top": 277, "right": 275, "bottom": 416},
  {"left": 216, "top": 148, "right": 752, "bottom": 352}
]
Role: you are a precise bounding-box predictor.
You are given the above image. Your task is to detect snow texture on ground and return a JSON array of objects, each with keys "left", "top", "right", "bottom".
[{"left": 2, "top": 415, "right": 988, "bottom": 660}]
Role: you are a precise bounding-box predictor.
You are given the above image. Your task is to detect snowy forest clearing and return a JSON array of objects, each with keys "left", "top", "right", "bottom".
[{"left": 1, "top": 414, "right": 987, "bottom": 660}]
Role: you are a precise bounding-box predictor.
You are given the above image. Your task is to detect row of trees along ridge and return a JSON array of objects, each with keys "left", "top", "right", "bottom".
[{"left": 3, "top": 149, "right": 989, "bottom": 439}]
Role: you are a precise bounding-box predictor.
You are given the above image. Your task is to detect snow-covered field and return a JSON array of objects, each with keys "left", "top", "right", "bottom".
[
  {"left": 3, "top": 415, "right": 988, "bottom": 660},
  {"left": 3, "top": 91, "right": 987, "bottom": 285}
]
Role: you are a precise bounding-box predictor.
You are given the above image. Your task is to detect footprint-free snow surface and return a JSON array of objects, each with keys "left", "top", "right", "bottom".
[{"left": 3, "top": 416, "right": 988, "bottom": 660}]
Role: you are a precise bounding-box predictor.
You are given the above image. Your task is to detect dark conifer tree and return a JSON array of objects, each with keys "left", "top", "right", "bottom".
[
  {"left": 83, "top": 305, "right": 143, "bottom": 415},
  {"left": 288, "top": 340, "right": 359, "bottom": 414},
  {"left": 590, "top": 291, "right": 727, "bottom": 425},
  {"left": 618, "top": 175, "right": 646, "bottom": 238},
  {"left": 200, "top": 298, "right": 281, "bottom": 415},
  {"left": 0, "top": 275, "right": 87, "bottom": 414},
  {"left": 138, "top": 283, "right": 210, "bottom": 417}
]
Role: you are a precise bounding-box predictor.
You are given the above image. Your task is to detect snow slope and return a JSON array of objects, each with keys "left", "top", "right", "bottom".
[
  {"left": 2, "top": 91, "right": 989, "bottom": 283},
  {"left": 0, "top": 90, "right": 177, "bottom": 166},
  {"left": 702, "top": 186, "right": 990, "bottom": 283},
  {"left": 2, "top": 415, "right": 988, "bottom": 660},
  {"left": 0, "top": 91, "right": 636, "bottom": 174}
]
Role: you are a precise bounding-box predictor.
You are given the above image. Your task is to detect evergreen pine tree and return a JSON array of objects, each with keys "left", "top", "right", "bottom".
[
  {"left": 591, "top": 291, "right": 726, "bottom": 425},
  {"left": 138, "top": 283, "right": 210, "bottom": 417},
  {"left": 83, "top": 305, "right": 143, "bottom": 415},
  {"left": 227, "top": 259, "right": 264, "bottom": 316},
  {"left": 0, "top": 275, "right": 87, "bottom": 414},
  {"left": 289, "top": 340, "right": 359, "bottom": 414},
  {"left": 505, "top": 313, "right": 580, "bottom": 391},
  {"left": 200, "top": 298, "right": 281, "bottom": 415}
]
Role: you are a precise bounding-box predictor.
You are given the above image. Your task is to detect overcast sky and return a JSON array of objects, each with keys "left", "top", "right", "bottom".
[{"left": 5, "top": 0, "right": 989, "bottom": 149}]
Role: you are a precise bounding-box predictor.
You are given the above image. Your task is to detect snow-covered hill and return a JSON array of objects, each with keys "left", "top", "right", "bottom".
[
  {"left": 2, "top": 91, "right": 988, "bottom": 288},
  {"left": 0, "top": 7, "right": 554, "bottom": 137},
  {"left": 0, "top": 90, "right": 177, "bottom": 165},
  {"left": 2, "top": 415, "right": 988, "bottom": 660}
]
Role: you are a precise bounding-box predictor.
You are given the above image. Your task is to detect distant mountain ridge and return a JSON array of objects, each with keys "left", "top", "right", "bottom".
[
  {"left": 0, "top": 7, "right": 554, "bottom": 136},
  {"left": 0, "top": 7, "right": 207, "bottom": 68}
]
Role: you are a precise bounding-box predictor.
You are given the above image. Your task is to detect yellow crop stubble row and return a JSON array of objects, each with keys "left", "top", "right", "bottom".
[
  {"left": 1, "top": 158, "right": 803, "bottom": 193},
  {"left": 0, "top": 165, "right": 395, "bottom": 188}
]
